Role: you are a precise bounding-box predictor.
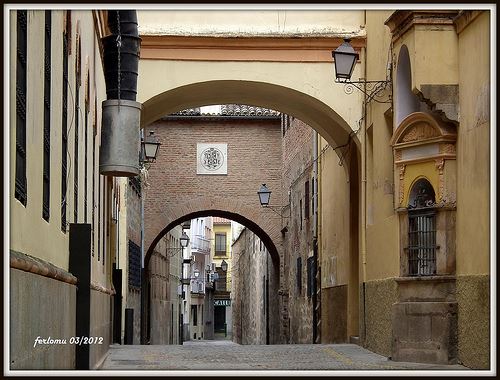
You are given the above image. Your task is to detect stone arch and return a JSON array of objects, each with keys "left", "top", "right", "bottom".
[
  {"left": 408, "top": 177, "right": 436, "bottom": 209},
  {"left": 140, "top": 80, "right": 360, "bottom": 156},
  {"left": 139, "top": 77, "right": 363, "bottom": 343}
]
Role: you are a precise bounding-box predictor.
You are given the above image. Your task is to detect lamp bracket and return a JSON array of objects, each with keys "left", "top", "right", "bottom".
[
  {"left": 263, "top": 205, "right": 290, "bottom": 219},
  {"left": 336, "top": 78, "right": 392, "bottom": 104}
]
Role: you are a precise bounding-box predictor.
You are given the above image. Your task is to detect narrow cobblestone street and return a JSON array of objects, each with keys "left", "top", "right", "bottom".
[{"left": 100, "top": 341, "right": 468, "bottom": 371}]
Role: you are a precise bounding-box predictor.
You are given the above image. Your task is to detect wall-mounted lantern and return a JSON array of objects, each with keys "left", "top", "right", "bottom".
[{"left": 332, "top": 38, "right": 392, "bottom": 104}]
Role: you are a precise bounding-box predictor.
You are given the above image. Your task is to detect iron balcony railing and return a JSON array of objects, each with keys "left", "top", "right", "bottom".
[{"left": 191, "top": 235, "right": 211, "bottom": 254}]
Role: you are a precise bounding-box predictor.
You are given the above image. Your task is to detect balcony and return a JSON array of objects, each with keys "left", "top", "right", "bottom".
[
  {"left": 191, "top": 235, "right": 211, "bottom": 255},
  {"left": 190, "top": 279, "right": 205, "bottom": 294}
]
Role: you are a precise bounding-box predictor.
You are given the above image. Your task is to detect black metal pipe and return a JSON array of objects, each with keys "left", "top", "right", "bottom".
[{"left": 102, "top": 10, "right": 141, "bottom": 101}]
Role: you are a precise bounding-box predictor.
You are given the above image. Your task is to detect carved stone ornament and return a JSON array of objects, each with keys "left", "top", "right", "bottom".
[
  {"left": 391, "top": 112, "right": 457, "bottom": 148},
  {"left": 435, "top": 158, "right": 445, "bottom": 201},
  {"left": 401, "top": 122, "right": 439, "bottom": 142},
  {"left": 399, "top": 164, "right": 406, "bottom": 205}
]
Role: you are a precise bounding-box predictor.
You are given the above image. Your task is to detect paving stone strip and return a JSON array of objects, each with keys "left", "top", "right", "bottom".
[{"left": 100, "top": 341, "right": 469, "bottom": 372}]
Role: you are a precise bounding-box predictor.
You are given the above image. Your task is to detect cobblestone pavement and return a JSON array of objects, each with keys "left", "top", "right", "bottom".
[{"left": 100, "top": 340, "right": 468, "bottom": 372}]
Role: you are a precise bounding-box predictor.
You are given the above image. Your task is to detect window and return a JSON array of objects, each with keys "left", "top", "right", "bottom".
[
  {"left": 128, "top": 240, "right": 141, "bottom": 288},
  {"left": 307, "top": 256, "right": 315, "bottom": 298},
  {"left": 191, "top": 305, "right": 197, "bottom": 326},
  {"left": 304, "top": 180, "right": 310, "bottom": 220},
  {"left": 407, "top": 179, "right": 437, "bottom": 276},
  {"left": 61, "top": 13, "right": 70, "bottom": 231},
  {"left": 74, "top": 35, "right": 81, "bottom": 223},
  {"left": 296, "top": 257, "right": 302, "bottom": 295},
  {"left": 215, "top": 233, "right": 227, "bottom": 256},
  {"left": 15, "top": 10, "right": 28, "bottom": 206},
  {"left": 42, "top": 11, "right": 51, "bottom": 221},
  {"left": 84, "top": 71, "right": 89, "bottom": 222},
  {"left": 299, "top": 199, "right": 303, "bottom": 230}
]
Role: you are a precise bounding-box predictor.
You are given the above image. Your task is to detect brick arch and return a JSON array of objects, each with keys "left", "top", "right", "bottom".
[{"left": 144, "top": 196, "right": 283, "bottom": 271}]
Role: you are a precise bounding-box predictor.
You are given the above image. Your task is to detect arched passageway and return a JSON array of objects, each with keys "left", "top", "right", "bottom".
[
  {"left": 146, "top": 209, "right": 281, "bottom": 344},
  {"left": 140, "top": 80, "right": 361, "bottom": 344}
]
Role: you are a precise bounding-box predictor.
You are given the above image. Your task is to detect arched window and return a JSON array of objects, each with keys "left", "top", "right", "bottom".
[{"left": 407, "top": 179, "right": 437, "bottom": 276}]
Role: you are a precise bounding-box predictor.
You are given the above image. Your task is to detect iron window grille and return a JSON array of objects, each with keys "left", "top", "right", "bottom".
[
  {"left": 305, "top": 180, "right": 310, "bottom": 220},
  {"left": 129, "top": 176, "right": 142, "bottom": 197},
  {"left": 296, "top": 256, "right": 302, "bottom": 295},
  {"left": 306, "top": 256, "right": 315, "bottom": 298},
  {"left": 15, "top": 10, "right": 28, "bottom": 207},
  {"left": 42, "top": 11, "right": 51, "bottom": 221},
  {"left": 84, "top": 82, "right": 89, "bottom": 222},
  {"left": 128, "top": 240, "right": 141, "bottom": 289},
  {"left": 406, "top": 178, "right": 438, "bottom": 276},
  {"left": 61, "top": 25, "right": 69, "bottom": 231},
  {"left": 407, "top": 209, "right": 437, "bottom": 276},
  {"left": 74, "top": 37, "right": 81, "bottom": 223}
]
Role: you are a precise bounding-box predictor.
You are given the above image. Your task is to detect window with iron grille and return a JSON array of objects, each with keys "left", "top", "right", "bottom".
[
  {"left": 97, "top": 174, "right": 101, "bottom": 261},
  {"left": 61, "top": 20, "right": 69, "bottom": 232},
  {"left": 191, "top": 305, "right": 198, "bottom": 326},
  {"left": 408, "top": 209, "right": 437, "bottom": 276},
  {"left": 215, "top": 233, "right": 227, "bottom": 256},
  {"left": 84, "top": 76, "right": 89, "bottom": 222},
  {"left": 307, "top": 256, "right": 315, "bottom": 298},
  {"left": 15, "top": 10, "right": 28, "bottom": 207},
  {"left": 74, "top": 36, "right": 81, "bottom": 223},
  {"left": 407, "top": 178, "right": 437, "bottom": 276},
  {"left": 299, "top": 199, "right": 303, "bottom": 230},
  {"left": 42, "top": 11, "right": 51, "bottom": 221},
  {"left": 128, "top": 240, "right": 141, "bottom": 289},
  {"left": 129, "top": 176, "right": 142, "bottom": 197},
  {"left": 304, "top": 180, "right": 310, "bottom": 220},
  {"left": 296, "top": 256, "right": 302, "bottom": 295}
]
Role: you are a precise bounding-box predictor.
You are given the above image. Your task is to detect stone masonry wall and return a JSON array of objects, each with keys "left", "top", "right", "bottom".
[
  {"left": 126, "top": 181, "right": 143, "bottom": 344},
  {"left": 281, "top": 115, "right": 315, "bottom": 343},
  {"left": 232, "top": 228, "right": 276, "bottom": 344}
]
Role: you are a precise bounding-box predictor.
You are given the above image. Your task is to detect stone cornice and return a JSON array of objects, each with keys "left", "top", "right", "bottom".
[
  {"left": 385, "top": 10, "right": 460, "bottom": 42},
  {"left": 140, "top": 35, "right": 365, "bottom": 63},
  {"left": 90, "top": 281, "right": 116, "bottom": 295},
  {"left": 453, "top": 10, "right": 484, "bottom": 34},
  {"left": 10, "top": 250, "right": 77, "bottom": 286}
]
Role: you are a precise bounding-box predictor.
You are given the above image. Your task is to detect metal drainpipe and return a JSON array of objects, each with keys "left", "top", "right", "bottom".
[
  {"left": 361, "top": 9, "right": 368, "bottom": 342},
  {"left": 140, "top": 133, "right": 146, "bottom": 344},
  {"left": 312, "top": 134, "right": 317, "bottom": 276}
]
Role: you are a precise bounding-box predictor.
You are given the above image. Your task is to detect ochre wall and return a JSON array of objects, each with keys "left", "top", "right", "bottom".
[
  {"left": 455, "top": 11, "right": 491, "bottom": 370},
  {"left": 455, "top": 11, "right": 490, "bottom": 276}
]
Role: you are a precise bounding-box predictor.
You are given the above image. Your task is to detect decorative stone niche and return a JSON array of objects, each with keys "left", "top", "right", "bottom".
[{"left": 390, "top": 111, "right": 458, "bottom": 365}]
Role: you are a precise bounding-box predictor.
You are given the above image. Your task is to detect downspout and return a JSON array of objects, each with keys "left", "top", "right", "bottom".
[
  {"left": 313, "top": 131, "right": 318, "bottom": 239},
  {"left": 361, "top": 9, "right": 368, "bottom": 342},
  {"left": 99, "top": 10, "right": 142, "bottom": 177},
  {"left": 312, "top": 130, "right": 319, "bottom": 344}
]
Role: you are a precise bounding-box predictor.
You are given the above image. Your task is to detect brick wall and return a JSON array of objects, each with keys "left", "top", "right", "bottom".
[
  {"left": 231, "top": 227, "right": 278, "bottom": 344},
  {"left": 281, "top": 115, "right": 315, "bottom": 343},
  {"left": 126, "top": 180, "right": 142, "bottom": 343},
  {"left": 143, "top": 115, "right": 285, "bottom": 341}
]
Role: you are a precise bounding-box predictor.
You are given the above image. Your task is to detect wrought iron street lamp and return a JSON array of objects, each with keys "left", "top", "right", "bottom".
[
  {"left": 332, "top": 39, "right": 359, "bottom": 81},
  {"left": 141, "top": 130, "right": 161, "bottom": 163},
  {"left": 257, "top": 183, "right": 272, "bottom": 206},
  {"left": 257, "top": 184, "right": 289, "bottom": 219},
  {"left": 332, "top": 39, "right": 392, "bottom": 104},
  {"left": 180, "top": 231, "right": 190, "bottom": 248},
  {"left": 221, "top": 260, "right": 228, "bottom": 272}
]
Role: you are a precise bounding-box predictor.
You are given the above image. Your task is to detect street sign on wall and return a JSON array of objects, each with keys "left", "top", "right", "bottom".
[{"left": 214, "top": 299, "right": 231, "bottom": 307}]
